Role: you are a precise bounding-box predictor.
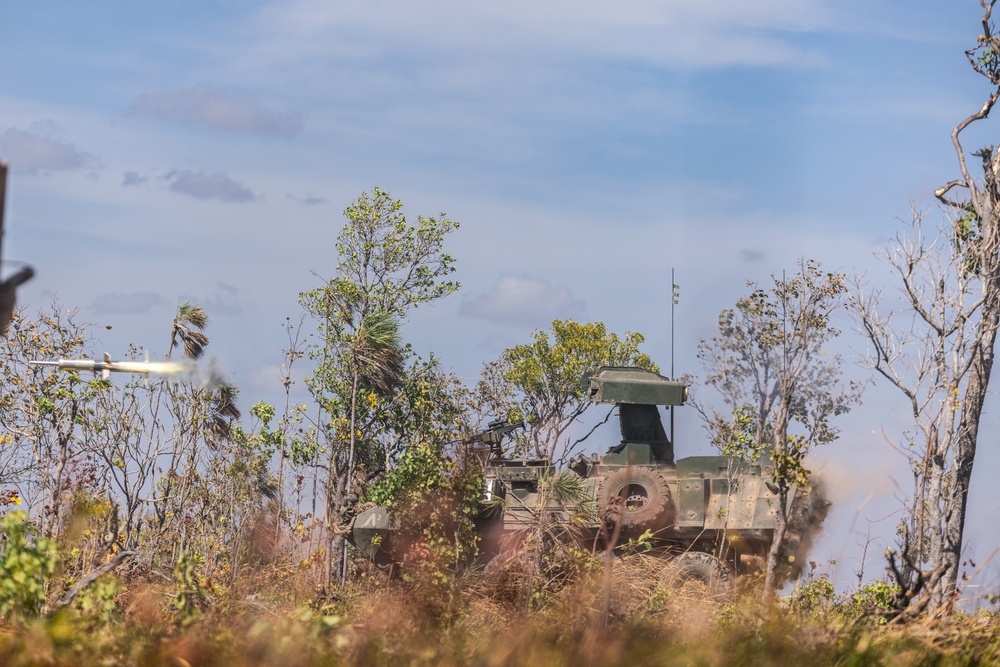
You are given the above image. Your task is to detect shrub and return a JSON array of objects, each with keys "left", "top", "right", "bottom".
[{"left": 0, "top": 511, "right": 58, "bottom": 620}]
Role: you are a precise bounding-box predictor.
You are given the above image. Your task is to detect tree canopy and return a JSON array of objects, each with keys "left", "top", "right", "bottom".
[
  {"left": 477, "top": 319, "right": 655, "bottom": 462},
  {"left": 696, "top": 259, "right": 860, "bottom": 600}
]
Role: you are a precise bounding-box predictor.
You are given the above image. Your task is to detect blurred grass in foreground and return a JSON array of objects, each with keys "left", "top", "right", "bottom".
[{"left": 0, "top": 564, "right": 998, "bottom": 667}]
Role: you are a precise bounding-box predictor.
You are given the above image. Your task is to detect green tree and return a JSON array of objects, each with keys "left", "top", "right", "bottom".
[
  {"left": 336, "top": 311, "right": 404, "bottom": 580},
  {"left": 298, "top": 187, "right": 459, "bottom": 584},
  {"left": 477, "top": 319, "right": 655, "bottom": 462},
  {"left": 151, "top": 304, "right": 245, "bottom": 573},
  {"left": 204, "top": 400, "right": 281, "bottom": 584},
  {"left": 695, "top": 260, "right": 860, "bottom": 602},
  {"left": 365, "top": 442, "right": 482, "bottom": 624},
  {"left": 0, "top": 303, "right": 113, "bottom": 539},
  {"left": 0, "top": 300, "right": 271, "bottom": 606}
]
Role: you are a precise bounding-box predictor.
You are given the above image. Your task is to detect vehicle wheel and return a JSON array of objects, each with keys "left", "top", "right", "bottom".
[
  {"left": 599, "top": 468, "right": 673, "bottom": 533},
  {"left": 660, "top": 552, "right": 733, "bottom": 598}
]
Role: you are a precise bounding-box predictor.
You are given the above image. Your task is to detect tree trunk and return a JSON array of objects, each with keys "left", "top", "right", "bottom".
[
  {"left": 926, "top": 446, "right": 948, "bottom": 610},
  {"left": 762, "top": 484, "right": 789, "bottom": 605},
  {"left": 762, "top": 390, "right": 793, "bottom": 604},
  {"left": 341, "top": 367, "right": 360, "bottom": 583},
  {"left": 932, "top": 305, "right": 999, "bottom": 609}
]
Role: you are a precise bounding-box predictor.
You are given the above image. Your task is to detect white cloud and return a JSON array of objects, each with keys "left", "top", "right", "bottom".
[
  {"left": 287, "top": 191, "right": 327, "bottom": 206},
  {"left": 460, "top": 275, "right": 585, "bottom": 326},
  {"left": 183, "top": 282, "right": 245, "bottom": 317},
  {"left": 130, "top": 85, "right": 302, "bottom": 137},
  {"left": 121, "top": 171, "right": 147, "bottom": 187},
  {"left": 91, "top": 291, "right": 167, "bottom": 315},
  {"left": 254, "top": 0, "right": 829, "bottom": 70},
  {"left": 166, "top": 170, "right": 257, "bottom": 203},
  {"left": 0, "top": 122, "right": 98, "bottom": 173}
]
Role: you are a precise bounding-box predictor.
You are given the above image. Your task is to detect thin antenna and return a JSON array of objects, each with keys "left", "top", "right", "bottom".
[
  {"left": 671, "top": 268, "right": 678, "bottom": 379},
  {"left": 671, "top": 269, "right": 679, "bottom": 446}
]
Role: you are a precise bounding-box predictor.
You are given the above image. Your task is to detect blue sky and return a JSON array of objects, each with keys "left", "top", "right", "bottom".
[{"left": 2, "top": 1, "right": 999, "bottom": 593}]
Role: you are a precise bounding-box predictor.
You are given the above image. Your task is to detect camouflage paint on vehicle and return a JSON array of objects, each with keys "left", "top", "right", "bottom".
[{"left": 350, "top": 366, "right": 827, "bottom": 582}]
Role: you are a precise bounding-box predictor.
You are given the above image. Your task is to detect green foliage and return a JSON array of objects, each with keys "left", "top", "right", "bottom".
[
  {"left": 366, "top": 444, "right": 483, "bottom": 624},
  {"left": 324, "top": 186, "right": 460, "bottom": 319},
  {"left": 486, "top": 469, "right": 600, "bottom": 612},
  {"left": 713, "top": 406, "right": 763, "bottom": 463},
  {"left": 546, "top": 470, "right": 591, "bottom": 507},
  {"left": 169, "top": 301, "right": 210, "bottom": 359},
  {"left": 698, "top": 260, "right": 860, "bottom": 489},
  {"left": 196, "top": 400, "right": 281, "bottom": 580},
  {"left": 289, "top": 437, "right": 320, "bottom": 467},
  {"left": 294, "top": 604, "right": 346, "bottom": 641},
  {"left": 841, "top": 580, "right": 902, "bottom": 622},
  {"left": 697, "top": 260, "right": 860, "bottom": 599},
  {"left": 296, "top": 188, "right": 461, "bottom": 583},
  {"left": 478, "top": 319, "right": 655, "bottom": 460},
  {"left": 618, "top": 529, "right": 656, "bottom": 555},
  {"left": 349, "top": 312, "right": 405, "bottom": 400},
  {"left": 0, "top": 511, "right": 58, "bottom": 619},
  {"left": 74, "top": 573, "right": 122, "bottom": 623},
  {"left": 786, "top": 574, "right": 903, "bottom": 627},
  {"left": 364, "top": 443, "right": 446, "bottom": 508},
  {"left": 953, "top": 204, "right": 985, "bottom": 275},
  {"left": 788, "top": 576, "right": 835, "bottom": 615},
  {"left": 370, "top": 443, "right": 482, "bottom": 624},
  {"left": 970, "top": 31, "right": 1000, "bottom": 84},
  {"left": 173, "top": 551, "right": 209, "bottom": 627},
  {"left": 298, "top": 187, "right": 459, "bottom": 354},
  {"left": 230, "top": 401, "right": 283, "bottom": 470}
]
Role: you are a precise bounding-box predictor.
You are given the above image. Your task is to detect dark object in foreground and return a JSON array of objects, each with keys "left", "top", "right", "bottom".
[{"left": 0, "top": 163, "right": 33, "bottom": 334}]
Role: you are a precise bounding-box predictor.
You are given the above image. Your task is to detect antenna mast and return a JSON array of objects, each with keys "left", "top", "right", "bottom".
[{"left": 670, "top": 269, "right": 679, "bottom": 445}]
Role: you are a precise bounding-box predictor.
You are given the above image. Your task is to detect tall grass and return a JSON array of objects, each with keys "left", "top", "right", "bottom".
[{"left": 0, "top": 554, "right": 997, "bottom": 666}]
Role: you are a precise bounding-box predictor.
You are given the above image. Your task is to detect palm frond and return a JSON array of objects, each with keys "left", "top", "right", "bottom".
[
  {"left": 353, "top": 311, "right": 405, "bottom": 398},
  {"left": 213, "top": 381, "right": 241, "bottom": 421},
  {"left": 177, "top": 301, "right": 208, "bottom": 329},
  {"left": 169, "top": 302, "right": 210, "bottom": 359},
  {"left": 202, "top": 382, "right": 241, "bottom": 448},
  {"left": 180, "top": 327, "right": 209, "bottom": 359},
  {"left": 548, "top": 471, "right": 588, "bottom": 505}
]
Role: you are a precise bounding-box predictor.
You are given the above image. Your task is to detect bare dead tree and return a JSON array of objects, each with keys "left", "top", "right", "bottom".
[
  {"left": 929, "top": 0, "right": 1000, "bottom": 611},
  {"left": 852, "top": 2, "right": 1000, "bottom": 612},
  {"left": 852, "top": 208, "right": 981, "bottom": 613}
]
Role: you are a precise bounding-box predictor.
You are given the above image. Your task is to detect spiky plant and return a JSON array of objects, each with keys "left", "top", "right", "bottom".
[{"left": 351, "top": 311, "right": 405, "bottom": 399}]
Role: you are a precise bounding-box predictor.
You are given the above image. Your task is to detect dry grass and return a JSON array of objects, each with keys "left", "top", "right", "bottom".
[{"left": 0, "top": 559, "right": 999, "bottom": 666}]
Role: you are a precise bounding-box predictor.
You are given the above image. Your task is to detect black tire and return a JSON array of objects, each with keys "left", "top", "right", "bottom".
[
  {"left": 599, "top": 468, "right": 673, "bottom": 533},
  {"left": 661, "top": 552, "right": 733, "bottom": 598}
]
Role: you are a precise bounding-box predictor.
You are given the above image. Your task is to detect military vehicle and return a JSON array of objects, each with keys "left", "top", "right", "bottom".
[{"left": 349, "top": 365, "right": 827, "bottom": 589}]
